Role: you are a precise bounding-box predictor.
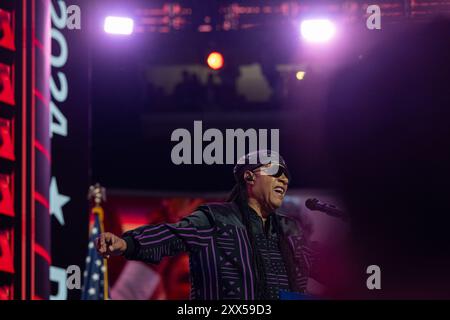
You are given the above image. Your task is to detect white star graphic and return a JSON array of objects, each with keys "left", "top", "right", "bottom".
[{"left": 50, "top": 177, "right": 70, "bottom": 226}]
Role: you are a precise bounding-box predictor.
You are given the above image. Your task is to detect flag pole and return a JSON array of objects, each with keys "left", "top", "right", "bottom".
[{"left": 88, "top": 184, "right": 109, "bottom": 300}]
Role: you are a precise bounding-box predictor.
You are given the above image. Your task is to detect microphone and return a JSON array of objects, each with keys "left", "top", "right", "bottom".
[{"left": 305, "top": 198, "right": 348, "bottom": 221}]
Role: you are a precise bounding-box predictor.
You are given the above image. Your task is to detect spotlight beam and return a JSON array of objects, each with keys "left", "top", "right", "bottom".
[
  {"left": 104, "top": 16, "right": 134, "bottom": 35},
  {"left": 300, "top": 19, "right": 336, "bottom": 43}
]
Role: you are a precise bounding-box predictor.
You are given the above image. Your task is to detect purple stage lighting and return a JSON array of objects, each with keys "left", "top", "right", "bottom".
[
  {"left": 104, "top": 16, "right": 134, "bottom": 35},
  {"left": 300, "top": 19, "right": 336, "bottom": 43}
]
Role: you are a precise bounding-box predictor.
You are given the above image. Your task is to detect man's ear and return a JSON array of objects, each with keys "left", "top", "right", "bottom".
[{"left": 243, "top": 170, "right": 255, "bottom": 184}]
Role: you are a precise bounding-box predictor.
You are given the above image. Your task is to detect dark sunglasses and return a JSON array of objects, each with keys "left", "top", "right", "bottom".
[{"left": 253, "top": 163, "right": 291, "bottom": 180}]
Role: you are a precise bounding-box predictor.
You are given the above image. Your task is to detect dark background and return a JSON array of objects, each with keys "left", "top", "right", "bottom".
[{"left": 88, "top": 0, "right": 427, "bottom": 192}]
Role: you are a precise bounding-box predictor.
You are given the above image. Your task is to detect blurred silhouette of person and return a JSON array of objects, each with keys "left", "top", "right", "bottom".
[
  {"left": 205, "top": 73, "right": 220, "bottom": 111},
  {"left": 189, "top": 73, "right": 203, "bottom": 111},
  {"left": 325, "top": 18, "right": 450, "bottom": 299},
  {"left": 174, "top": 70, "right": 191, "bottom": 109}
]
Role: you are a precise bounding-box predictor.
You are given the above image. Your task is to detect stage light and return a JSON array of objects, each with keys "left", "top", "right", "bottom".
[
  {"left": 206, "top": 52, "right": 224, "bottom": 70},
  {"left": 300, "top": 19, "right": 336, "bottom": 43},
  {"left": 296, "top": 71, "right": 305, "bottom": 80},
  {"left": 104, "top": 16, "right": 134, "bottom": 35}
]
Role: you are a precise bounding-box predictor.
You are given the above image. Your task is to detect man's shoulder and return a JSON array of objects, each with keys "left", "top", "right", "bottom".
[
  {"left": 195, "top": 201, "right": 243, "bottom": 227},
  {"left": 197, "top": 201, "right": 239, "bottom": 214},
  {"left": 275, "top": 211, "right": 303, "bottom": 236}
]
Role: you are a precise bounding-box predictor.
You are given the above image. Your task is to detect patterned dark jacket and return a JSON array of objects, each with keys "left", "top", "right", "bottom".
[{"left": 122, "top": 202, "right": 313, "bottom": 300}]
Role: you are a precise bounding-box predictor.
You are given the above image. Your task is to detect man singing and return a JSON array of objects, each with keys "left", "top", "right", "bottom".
[{"left": 96, "top": 150, "right": 315, "bottom": 300}]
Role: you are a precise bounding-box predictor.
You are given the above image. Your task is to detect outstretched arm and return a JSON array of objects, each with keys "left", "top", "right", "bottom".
[{"left": 96, "top": 209, "right": 214, "bottom": 264}]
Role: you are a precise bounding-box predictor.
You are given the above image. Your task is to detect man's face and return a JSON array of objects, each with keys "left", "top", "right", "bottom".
[{"left": 246, "top": 164, "right": 289, "bottom": 212}]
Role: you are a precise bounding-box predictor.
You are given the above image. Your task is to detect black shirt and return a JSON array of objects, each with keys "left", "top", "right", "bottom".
[{"left": 246, "top": 207, "right": 291, "bottom": 299}]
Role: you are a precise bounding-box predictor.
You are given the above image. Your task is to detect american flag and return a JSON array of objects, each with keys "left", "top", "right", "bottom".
[{"left": 81, "top": 206, "right": 110, "bottom": 300}]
